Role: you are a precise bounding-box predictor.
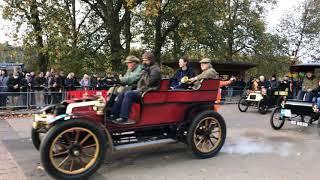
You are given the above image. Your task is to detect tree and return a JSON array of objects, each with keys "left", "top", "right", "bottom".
[
  {"left": 80, "top": 0, "right": 146, "bottom": 69},
  {"left": 277, "top": 0, "right": 320, "bottom": 61},
  {"left": 3, "top": 0, "right": 49, "bottom": 72}
]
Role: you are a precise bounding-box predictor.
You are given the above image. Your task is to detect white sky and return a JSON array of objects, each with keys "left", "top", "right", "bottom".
[{"left": 0, "top": 0, "right": 305, "bottom": 46}]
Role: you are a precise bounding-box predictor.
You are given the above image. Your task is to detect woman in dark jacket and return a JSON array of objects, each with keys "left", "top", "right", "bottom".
[
  {"left": 0, "top": 69, "right": 9, "bottom": 107},
  {"left": 169, "top": 57, "right": 195, "bottom": 89}
]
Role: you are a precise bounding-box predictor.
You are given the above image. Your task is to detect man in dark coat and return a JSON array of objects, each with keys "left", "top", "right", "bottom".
[
  {"left": 51, "top": 73, "right": 63, "bottom": 104},
  {"left": 110, "top": 52, "right": 161, "bottom": 124},
  {"left": 20, "top": 73, "right": 33, "bottom": 106},
  {"left": 33, "top": 72, "right": 47, "bottom": 108},
  {"left": 7, "top": 72, "right": 21, "bottom": 106}
]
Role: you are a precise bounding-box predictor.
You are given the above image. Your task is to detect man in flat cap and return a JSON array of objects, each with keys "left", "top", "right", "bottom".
[
  {"left": 107, "top": 55, "right": 143, "bottom": 107},
  {"left": 188, "top": 58, "right": 219, "bottom": 84},
  {"left": 110, "top": 52, "right": 161, "bottom": 124}
]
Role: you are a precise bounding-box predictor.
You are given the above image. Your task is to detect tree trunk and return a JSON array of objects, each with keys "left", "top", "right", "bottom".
[
  {"left": 71, "top": 0, "right": 77, "bottom": 48},
  {"left": 154, "top": 15, "right": 162, "bottom": 63},
  {"left": 30, "top": 0, "right": 48, "bottom": 72},
  {"left": 123, "top": 5, "right": 132, "bottom": 56}
]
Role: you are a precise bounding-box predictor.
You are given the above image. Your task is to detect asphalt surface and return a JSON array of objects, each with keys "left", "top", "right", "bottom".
[{"left": 1, "top": 104, "right": 320, "bottom": 180}]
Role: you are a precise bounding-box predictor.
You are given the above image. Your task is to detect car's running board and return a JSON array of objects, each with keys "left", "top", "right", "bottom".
[{"left": 114, "top": 138, "right": 177, "bottom": 151}]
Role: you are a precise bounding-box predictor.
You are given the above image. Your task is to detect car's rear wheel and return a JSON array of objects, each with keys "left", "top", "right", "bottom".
[
  {"left": 258, "top": 98, "right": 268, "bottom": 114},
  {"left": 270, "top": 107, "right": 285, "bottom": 130},
  {"left": 40, "top": 119, "right": 107, "bottom": 180},
  {"left": 238, "top": 97, "right": 248, "bottom": 112},
  {"left": 187, "top": 110, "right": 226, "bottom": 158}
]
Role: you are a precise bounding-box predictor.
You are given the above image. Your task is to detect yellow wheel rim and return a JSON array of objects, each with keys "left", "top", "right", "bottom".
[
  {"left": 193, "top": 117, "right": 222, "bottom": 153},
  {"left": 49, "top": 127, "right": 100, "bottom": 175}
]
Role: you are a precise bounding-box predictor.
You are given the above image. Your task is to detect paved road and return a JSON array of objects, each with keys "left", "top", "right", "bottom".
[{"left": 1, "top": 105, "right": 320, "bottom": 180}]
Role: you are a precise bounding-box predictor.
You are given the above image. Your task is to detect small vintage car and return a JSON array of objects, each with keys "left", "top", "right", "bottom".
[
  {"left": 31, "top": 79, "right": 226, "bottom": 179},
  {"left": 270, "top": 63, "right": 320, "bottom": 134},
  {"left": 238, "top": 87, "right": 287, "bottom": 114}
]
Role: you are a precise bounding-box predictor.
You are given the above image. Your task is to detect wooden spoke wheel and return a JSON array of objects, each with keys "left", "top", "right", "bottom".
[
  {"left": 188, "top": 110, "right": 226, "bottom": 158},
  {"left": 40, "top": 119, "right": 107, "bottom": 180},
  {"left": 270, "top": 107, "right": 285, "bottom": 130}
]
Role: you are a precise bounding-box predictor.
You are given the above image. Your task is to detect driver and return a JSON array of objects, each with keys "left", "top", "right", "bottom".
[
  {"left": 107, "top": 56, "right": 143, "bottom": 107},
  {"left": 297, "top": 71, "right": 318, "bottom": 102},
  {"left": 258, "top": 75, "right": 270, "bottom": 90},
  {"left": 110, "top": 52, "right": 161, "bottom": 124},
  {"left": 188, "top": 58, "right": 219, "bottom": 85}
]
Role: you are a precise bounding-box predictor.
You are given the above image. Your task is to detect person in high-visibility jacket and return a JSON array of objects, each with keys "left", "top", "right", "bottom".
[{"left": 214, "top": 77, "right": 235, "bottom": 111}]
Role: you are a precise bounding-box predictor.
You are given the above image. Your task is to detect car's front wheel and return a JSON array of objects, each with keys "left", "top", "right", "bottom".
[
  {"left": 270, "top": 107, "right": 285, "bottom": 130},
  {"left": 40, "top": 119, "right": 107, "bottom": 180},
  {"left": 187, "top": 110, "right": 226, "bottom": 158}
]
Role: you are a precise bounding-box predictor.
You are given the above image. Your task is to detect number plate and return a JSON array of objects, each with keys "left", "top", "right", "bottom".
[
  {"left": 281, "top": 109, "right": 291, "bottom": 117},
  {"left": 290, "top": 121, "right": 308, "bottom": 127}
]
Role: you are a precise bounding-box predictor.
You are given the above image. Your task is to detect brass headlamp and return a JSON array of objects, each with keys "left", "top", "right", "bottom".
[{"left": 93, "top": 96, "right": 106, "bottom": 115}]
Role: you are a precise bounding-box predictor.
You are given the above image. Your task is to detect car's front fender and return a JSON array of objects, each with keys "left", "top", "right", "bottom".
[{"left": 33, "top": 113, "right": 72, "bottom": 130}]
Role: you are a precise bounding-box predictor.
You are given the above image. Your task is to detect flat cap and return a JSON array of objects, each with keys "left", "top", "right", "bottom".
[
  {"left": 199, "top": 58, "right": 211, "bottom": 63},
  {"left": 124, "top": 55, "right": 140, "bottom": 63}
]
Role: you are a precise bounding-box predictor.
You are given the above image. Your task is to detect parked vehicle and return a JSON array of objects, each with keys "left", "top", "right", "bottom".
[{"left": 31, "top": 79, "right": 226, "bottom": 179}]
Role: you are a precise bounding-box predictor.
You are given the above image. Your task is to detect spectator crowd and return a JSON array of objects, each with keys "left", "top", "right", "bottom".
[{"left": 0, "top": 68, "right": 118, "bottom": 109}]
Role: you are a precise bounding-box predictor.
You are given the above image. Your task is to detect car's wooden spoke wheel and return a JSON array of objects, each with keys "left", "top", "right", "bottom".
[
  {"left": 193, "top": 117, "right": 221, "bottom": 153},
  {"left": 188, "top": 110, "right": 226, "bottom": 158},
  {"left": 49, "top": 127, "right": 100, "bottom": 175},
  {"left": 40, "top": 119, "right": 107, "bottom": 180}
]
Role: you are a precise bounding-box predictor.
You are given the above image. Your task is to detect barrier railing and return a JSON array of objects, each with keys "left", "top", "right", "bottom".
[
  {"left": 3, "top": 86, "right": 298, "bottom": 110},
  {"left": 0, "top": 85, "right": 110, "bottom": 110}
]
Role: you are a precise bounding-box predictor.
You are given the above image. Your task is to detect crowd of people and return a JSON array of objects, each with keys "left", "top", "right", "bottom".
[
  {"left": 244, "top": 74, "right": 302, "bottom": 99},
  {"left": 0, "top": 68, "right": 118, "bottom": 108}
]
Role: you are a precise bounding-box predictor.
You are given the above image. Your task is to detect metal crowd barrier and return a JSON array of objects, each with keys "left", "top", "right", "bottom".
[
  {"left": 0, "top": 85, "right": 103, "bottom": 110},
  {"left": 0, "top": 85, "right": 247, "bottom": 110}
]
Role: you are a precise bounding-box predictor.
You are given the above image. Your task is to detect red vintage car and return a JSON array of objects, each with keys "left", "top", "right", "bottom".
[{"left": 31, "top": 79, "right": 226, "bottom": 179}]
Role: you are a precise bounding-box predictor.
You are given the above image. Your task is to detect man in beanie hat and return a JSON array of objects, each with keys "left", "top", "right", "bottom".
[
  {"left": 188, "top": 58, "right": 219, "bottom": 85},
  {"left": 107, "top": 55, "right": 143, "bottom": 107},
  {"left": 110, "top": 52, "right": 161, "bottom": 124}
]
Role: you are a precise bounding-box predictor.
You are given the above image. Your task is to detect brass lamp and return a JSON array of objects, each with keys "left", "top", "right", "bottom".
[{"left": 93, "top": 96, "right": 106, "bottom": 115}]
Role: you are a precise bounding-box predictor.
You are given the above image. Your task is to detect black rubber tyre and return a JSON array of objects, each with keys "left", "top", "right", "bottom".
[
  {"left": 187, "top": 110, "right": 226, "bottom": 159},
  {"left": 238, "top": 97, "right": 249, "bottom": 112},
  {"left": 40, "top": 119, "right": 107, "bottom": 180},
  {"left": 258, "top": 98, "right": 268, "bottom": 114},
  {"left": 270, "top": 107, "right": 285, "bottom": 130},
  {"left": 31, "top": 127, "right": 42, "bottom": 150}
]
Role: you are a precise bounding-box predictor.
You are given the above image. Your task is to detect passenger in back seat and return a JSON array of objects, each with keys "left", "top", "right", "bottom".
[
  {"left": 188, "top": 58, "right": 218, "bottom": 88},
  {"left": 169, "top": 56, "right": 195, "bottom": 89}
]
